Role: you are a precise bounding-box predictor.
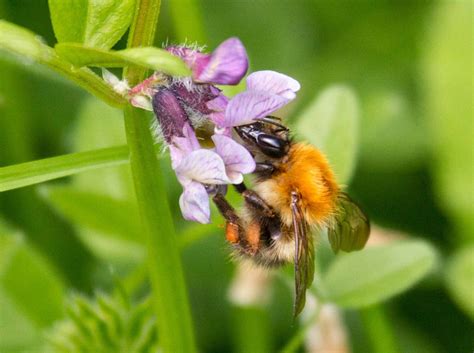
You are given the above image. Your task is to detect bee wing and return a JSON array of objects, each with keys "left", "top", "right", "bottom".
[
  {"left": 328, "top": 192, "right": 370, "bottom": 253},
  {"left": 291, "top": 191, "right": 315, "bottom": 318}
]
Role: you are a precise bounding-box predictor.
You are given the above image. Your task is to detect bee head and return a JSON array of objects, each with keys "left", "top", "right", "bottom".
[{"left": 234, "top": 116, "right": 290, "bottom": 159}]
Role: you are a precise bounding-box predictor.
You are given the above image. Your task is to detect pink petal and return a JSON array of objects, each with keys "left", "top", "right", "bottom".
[
  {"left": 206, "top": 93, "right": 229, "bottom": 111},
  {"left": 212, "top": 134, "right": 256, "bottom": 183},
  {"left": 246, "top": 70, "right": 301, "bottom": 100},
  {"left": 175, "top": 149, "right": 230, "bottom": 185},
  {"left": 179, "top": 181, "right": 210, "bottom": 224},
  {"left": 167, "top": 46, "right": 210, "bottom": 71},
  {"left": 170, "top": 123, "right": 201, "bottom": 169},
  {"left": 222, "top": 91, "right": 289, "bottom": 127},
  {"left": 169, "top": 145, "right": 184, "bottom": 170},
  {"left": 206, "top": 93, "right": 229, "bottom": 126},
  {"left": 194, "top": 38, "right": 248, "bottom": 85}
]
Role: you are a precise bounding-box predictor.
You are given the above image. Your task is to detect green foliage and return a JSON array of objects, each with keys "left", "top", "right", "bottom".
[
  {"left": 40, "top": 97, "right": 141, "bottom": 264},
  {"left": 47, "top": 292, "right": 158, "bottom": 353},
  {"left": 168, "top": 0, "right": 206, "bottom": 44},
  {"left": 48, "top": 0, "right": 136, "bottom": 49},
  {"left": 55, "top": 43, "right": 191, "bottom": 76},
  {"left": 0, "top": 20, "right": 126, "bottom": 107},
  {"left": 445, "top": 246, "right": 474, "bottom": 319},
  {"left": 0, "top": 1, "right": 472, "bottom": 352},
  {"left": 71, "top": 97, "right": 135, "bottom": 199},
  {"left": 0, "top": 219, "right": 65, "bottom": 352},
  {"left": 360, "top": 90, "right": 427, "bottom": 171},
  {"left": 41, "top": 186, "right": 144, "bottom": 263},
  {"left": 322, "top": 241, "right": 437, "bottom": 308},
  {"left": 422, "top": 0, "right": 474, "bottom": 243},
  {"left": 295, "top": 85, "right": 359, "bottom": 185},
  {"left": 0, "top": 145, "right": 129, "bottom": 192},
  {"left": 360, "top": 306, "right": 399, "bottom": 353}
]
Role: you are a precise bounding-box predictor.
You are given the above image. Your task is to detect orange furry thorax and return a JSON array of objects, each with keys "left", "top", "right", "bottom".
[{"left": 253, "top": 142, "right": 339, "bottom": 227}]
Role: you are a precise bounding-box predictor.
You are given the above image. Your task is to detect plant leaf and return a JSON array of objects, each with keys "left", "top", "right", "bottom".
[
  {"left": 49, "top": 0, "right": 136, "bottom": 49},
  {"left": 40, "top": 186, "right": 145, "bottom": 263},
  {"left": 55, "top": 43, "right": 191, "bottom": 76},
  {"left": 322, "top": 241, "right": 437, "bottom": 308},
  {"left": 295, "top": 85, "right": 359, "bottom": 185},
  {"left": 72, "top": 97, "right": 136, "bottom": 199},
  {"left": 0, "top": 219, "right": 65, "bottom": 337},
  {"left": 0, "top": 20, "right": 126, "bottom": 107},
  {"left": 445, "top": 246, "right": 474, "bottom": 319},
  {"left": 0, "top": 145, "right": 129, "bottom": 192},
  {"left": 41, "top": 185, "right": 142, "bottom": 242},
  {"left": 421, "top": 1, "right": 474, "bottom": 243}
]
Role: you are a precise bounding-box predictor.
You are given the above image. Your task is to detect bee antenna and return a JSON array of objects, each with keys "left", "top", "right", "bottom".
[{"left": 261, "top": 116, "right": 289, "bottom": 131}]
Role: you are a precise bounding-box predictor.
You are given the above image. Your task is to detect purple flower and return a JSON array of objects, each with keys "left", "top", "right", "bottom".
[
  {"left": 220, "top": 70, "right": 301, "bottom": 128},
  {"left": 126, "top": 38, "right": 300, "bottom": 225},
  {"left": 167, "top": 38, "right": 248, "bottom": 85},
  {"left": 168, "top": 124, "right": 229, "bottom": 223},
  {"left": 212, "top": 134, "right": 256, "bottom": 184},
  {"left": 168, "top": 130, "right": 254, "bottom": 223},
  {"left": 153, "top": 99, "right": 254, "bottom": 223}
]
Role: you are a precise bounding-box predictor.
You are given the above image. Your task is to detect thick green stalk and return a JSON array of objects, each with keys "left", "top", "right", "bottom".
[
  {"left": 360, "top": 305, "right": 399, "bottom": 353},
  {"left": 123, "top": 1, "right": 197, "bottom": 352}
]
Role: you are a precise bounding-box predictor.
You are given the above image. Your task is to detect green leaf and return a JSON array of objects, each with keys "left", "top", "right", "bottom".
[
  {"left": 72, "top": 97, "right": 136, "bottom": 200},
  {"left": 445, "top": 246, "right": 474, "bottom": 319},
  {"left": 0, "top": 222, "right": 41, "bottom": 352},
  {"left": 322, "top": 241, "right": 437, "bottom": 308},
  {"left": 0, "top": 20, "right": 126, "bottom": 107},
  {"left": 40, "top": 185, "right": 144, "bottom": 263},
  {"left": 35, "top": 97, "right": 144, "bottom": 264},
  {"left": 421, "top": 1, "right": 474, "bottom": 243},
  {"left": 0, "top": 145, "right": 129, "bottom": 192},
  {"left": 360, "top": 90, "right": 427, "bottom": 171},
  {"left": 46, "top": 292, "right": 158, "bottom": 353},
  {"left": 295, "top": 85, "right": 359, "bottom": 184},
  {"left": 0, "top": 219, "right": 65, "bottom": 350},
  {"left": 49, "top": 0, "right": 136, "bottom": 49},
  {"left": 55, "top": 43, "right": 191, "bottom": 76}
]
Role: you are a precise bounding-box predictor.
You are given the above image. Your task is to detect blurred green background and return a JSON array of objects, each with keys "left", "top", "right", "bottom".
[{"left": 0, "top": 1, "right": 472, "bottom": 352}]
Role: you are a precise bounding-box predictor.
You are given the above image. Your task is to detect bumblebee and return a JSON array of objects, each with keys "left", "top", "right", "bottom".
[{"left": 212, "top": 117, "right": 370, "bottom": 316}]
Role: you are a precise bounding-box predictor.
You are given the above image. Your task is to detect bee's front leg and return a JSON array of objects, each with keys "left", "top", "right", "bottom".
[
  {"left": 212, "top": 193, "right": 241, "bottom": 245},
  {"left": 234, "top": 182, "right": 274, "bottom": 218}
]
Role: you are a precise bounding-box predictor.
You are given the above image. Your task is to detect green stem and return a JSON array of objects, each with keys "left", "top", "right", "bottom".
[
  {"left": 0, "top": 146, "right": 129, "bottom": 192},
  {"left": 123, "top": 1, "right": 197, "bottom": 352},
  {"left": 47, "top": 56, "right": 127, "bottom": 108},
  {"left": 360, "top": 305, "right": 399, "bottom": 353}
]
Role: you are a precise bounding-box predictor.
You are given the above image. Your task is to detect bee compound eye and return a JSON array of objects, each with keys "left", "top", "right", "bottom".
[{"left": 257, "top": 134, "right": 288, "bottom": 158}]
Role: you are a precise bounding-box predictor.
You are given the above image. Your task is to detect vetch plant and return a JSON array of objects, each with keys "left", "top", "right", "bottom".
[
  {"left": 0, "top": 1, "right": 445, "bottom": 353},
  {"left": 105, "top": 38, "right": 301, "bottom": 224}
]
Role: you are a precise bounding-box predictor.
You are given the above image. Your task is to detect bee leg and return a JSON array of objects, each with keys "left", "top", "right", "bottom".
[
  {"left": 255, "top": 162, "right": 275, "bottom": 174},
  {"left": 212, "top": 193, "right": 262, "bottom": 255},
  {"left": 212, "top": 193, "right": 241, "bottom": 245},
  {"left": 234, "top": 182, "right": 275, "bottom": 218}
]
